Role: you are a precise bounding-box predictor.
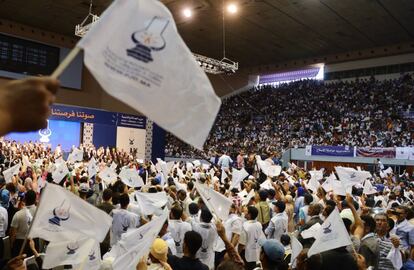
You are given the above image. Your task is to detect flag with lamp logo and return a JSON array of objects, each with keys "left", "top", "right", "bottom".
[{"left": 77, "top": 0, "right": 221, "bottom": 150}]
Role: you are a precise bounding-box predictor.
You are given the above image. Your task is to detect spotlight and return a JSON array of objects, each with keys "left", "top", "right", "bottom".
[
  {"left": 183, "top": 8, "right": 192, "bottom": 18},
  {"left": 227, "top": 3, "right": 238, "bottom": 14}
]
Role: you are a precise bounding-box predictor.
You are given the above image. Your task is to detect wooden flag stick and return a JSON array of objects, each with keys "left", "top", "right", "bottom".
[{"left": 50, "top": 46, "right": 82, "bottom": 79}]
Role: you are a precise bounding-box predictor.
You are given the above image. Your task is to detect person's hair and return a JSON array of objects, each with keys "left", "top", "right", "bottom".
[
  {"left": 24, "top": 190, "right": 36, "bottom": 206},
  {"left": 387, "top": 218, "right": 395, "bottom": 233},
  {"left": 259, "top": 189, "right": 268, "bottom": 201},
  {"left": 171, "top": 204, "right": 184, "bottom": 220},
  {"left": 247, "top": 206, "right": 259, "bottom": 220},
  {"left": 5, "top": 182, "right": 16, "bottom": 193},
  {"left": 343, "top": 218, "right": 352, "bottom": 233},
  {"left": 268, "top": 189, "right": 276, "bottom": 199},
  {"left": 397, "top": 205, "right": 409, "bottom": 215},
  {"left": 184, "top": 231, "right": 202, "bottom": 257},
  {"left": 119, "top": 193, "right": 130, "bottom": 208},
  {"left": 112, "top": 192, "right": 120, "bottom": 205},
  {"left": 177, "top": 189, "right": 186, "bottom": 198},
  {"left": 309, "top": 203, "right": 322, "bottom": 216},
  {"left": 112, "top": 181, "right": 126, "bottom": 194},
  {"left": 274, "top": 200, "right": 286, "bottom": 212},
  {"left": 304, "top": 193, "right": 313, "bottom": 205},
  {"left": 189, "top": 202, "right": 199, "bottom": 215},
  {"left": 325, "top": 199, "right": 336, "bottom": 208},
  {"left": 102, "top": 189, "right": 113, "bottom": 202},
  {"left": 361, "top": 215, "right": 376, "bottom": 233},
  {"left": 187, "top": 181, "right": 194, "bottom": 191},
  {"left": 280, "top": 234, "right": 291, "bottom": 246},
  {"left": 389, "top": 193, "right": 396, "bottom": 201},
  {"left": 200, "top": 207, "right": 213, "bottom": 223}
]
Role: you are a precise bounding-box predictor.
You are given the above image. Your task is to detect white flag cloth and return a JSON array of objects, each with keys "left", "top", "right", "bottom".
[
  {"left": 186, "top": 162, "right": 194, "bottom": 172},
  {"left": 35, "top": 158, "right": 44, "bottom": 168},
  {"left": 202, "top": 163, "right": 210, "bottom": 171},
  {"left": 335, "top": 166, "right": 371, "bottom": 188},
  {"left": 72, "top": 241, "right": 101, "bottom": 270},
  {"left": 119, "top": 168, "right": 144, "bottom": 188},
  {"left": 67, "top": 148, "right": 83, "bottom": 164},
  {"left": 110, "top": 161, "right": 117, "bottom": 171},
  {"left": 29, "top": 183, "right": 112, "bottom": 242},
  {"left": 332, "top": 180, "right": 347, "bottom": 196},
  {"left": 363, "top": 180, "right": 377, "bottom": 195},
  {"left": 260, "top": 179, "right": 274, "bottom": 190},
  {"left": 177, "top": 167, "right": 185, "bottom": 180},
  {"left": 267, "top": 165, "right": 282, "bottom": 177},
  {"left": 156, "top": 158, "right": 170, "bottom": 181},
  {"left": 322, "top": 173, "right": 336, "bottom": 192},
  {"left": 290, "top": 236, "right": 303, "bottom": 268},
  {"left": 386, "top": 246, "right": 403, "bottom": 270},
  {"left": 98, "top": 167, "right": 118, "bottom": 185},
  {"left": 231, "top": 168, "right": 249, "bottom": 189},
  {"left": 301, "top": 223, "right": 322, "bottom": 239},
  {"left": 195, "top": 182, "right": 232, "bottom": 221},
  {"left": 3, "top": 163, "right": 21, "bottom": 183},
  {"left": 173, "top": 177, "right": 187, "bottom": 191},
  {"left": 108, "top": 209, "right": 168, "bottom": 270},
  {"left": 22, "top": 155, "right": 31, "bottom": 168},
  {"left": 309, "top": 169, "right": 324, "bottom": 181},
  {"left": 55, "top": 157, "right": 65, "bottom": 165},
  {"left": 307, "top": 208, "right": 352, "bottom": 257},
  {"left": 88, "top": 157, "right": 98, "bottom": 178},
  {"left": 306, "top": 177, "right": 320, "bottom": 192},
  {"left": 134, "top": 191, "right": 168, "bottom": 216},
  {"left": 193, "top": 160, "right": 201, "bottom": 167},
  {"left": 241, "top": 189, "right": 255, "bottom": 206},
  {"left": 42, "top": 237, "right": 96, "bottom": 269},
  {"left": 77, "top": 0, "right": 221, "bottom": 149},
  {"left": 52, "top": 162, "right": 69, "bottom": 183}
]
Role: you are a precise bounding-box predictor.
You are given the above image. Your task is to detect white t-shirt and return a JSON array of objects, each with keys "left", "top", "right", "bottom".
[
  {"left": 192, "top": 221, "right": 217, "bottom": 269},
  {"left": 214, "top": 214, "right": 242, "bottom": 252},
  {"left": 0, "top": 206, "right": 8, "bottom": 238},
  {"left": 240, "top": 220, "right": 265, "bottom": 263},
  {"left": 168, "top": 219, "right": 192, "bottom": 257},
  {"left": 110, "top": 208, "right": 140, "bottom": 246}
]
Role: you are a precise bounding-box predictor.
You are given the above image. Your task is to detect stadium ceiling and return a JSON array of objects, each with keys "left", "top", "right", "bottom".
[{"left": 0, "top": 0, "right": 413, "bottom": 67}]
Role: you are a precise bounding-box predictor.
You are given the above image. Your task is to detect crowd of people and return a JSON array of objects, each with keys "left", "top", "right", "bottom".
[
  {"left": 165, "top": 75, "right": 414, "bottom": 159},
  {"left": 0, "top": 141, "right": 414, "bottom": 270}
]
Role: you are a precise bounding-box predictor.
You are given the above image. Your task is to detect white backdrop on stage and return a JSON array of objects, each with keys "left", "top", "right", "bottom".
[{"left": 116, "top": 127, "right": 146, "bottom": 159}]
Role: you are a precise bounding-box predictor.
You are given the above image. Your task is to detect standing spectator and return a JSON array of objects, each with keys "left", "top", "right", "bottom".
[{"left": 265, "top": 200, "right": 288, "bottom": 242}]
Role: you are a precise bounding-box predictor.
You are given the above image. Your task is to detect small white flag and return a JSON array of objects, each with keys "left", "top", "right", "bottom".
[
  {"left": 72, "top": 241, "right": 101, "bottom": 270},
  {"left": 119, "top": 168, "right": 144, "bottom": 188},
  {"left": 193, "top": 160, "right": 201, "bottom": 168},
  {"left": 134, "top": 191, "right": 168, "bottom": 216},
  {"left": 231, "top": 168, "right": 249, "bottom": 189},
  {"left": 307, "top": 177, "right": 321, "bottom": 192},
  {"left": 363, "top": 180, "right": 377, "bottom": 195},
  {"left": 300, "top": 223, "right": 322, "bottom": 239},
  {"left": 77, "top": 0, "right": 221, "bottom": 149},
  {"left": 67, "top": 148, "right": 83, "bottom": 164},
  {"left": 260, "top": 179, "right": 274, "bottom": 190},
  {"left": 42, "top": 237, "right": 96, "bottom": 269},
  {"left": 309, "top": 169, "right": 324, "bottom": 181},
  {"left": 110, "top": 161, "right": 118, "bottom": 171},
  {"left": 98, "top": 167, "right": 118, "bottom": 185},
  {"left": 52, "top": 162, "right": 69, "bottom": 183},
  {"left": 186, "top": 162, "right": 194, "bottom": 172},
  {"left": 22, "top": 155, "right": 31, "bottom": 168},
  {"left": 55, "top": 157, "right": 65, "bottom": 165},
  {"left": 241, "top": 189, "right": 255, "bottom": 206},
  {"left": 195, "top": 182, "right": 232, "bottom": 221},
  {"left": 177, "top": 167, "right": 185, "bottom": 180},
  {"left": 307, "top": 208, "right": 352, "bottom": 257},
  {"left": 3, "top": 163, "right": 21, "bottom": 183},
  {"left": 29, "top": 183, "right": 112, "bottom": 242},
  {"left": 88, "top": 157, "right": 98, "bottom": 178},
  {"left": 322, "top": 173, "right": 336, "bottom": 192},
  {"left": 387, "top": 246, "right": 403, "bottom": 269},
  {"left": 290, "top": 236, "right": 303, "bottom": 268}
]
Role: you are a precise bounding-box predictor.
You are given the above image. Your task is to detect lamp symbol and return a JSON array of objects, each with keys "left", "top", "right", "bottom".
[
  {"left": 39, "top": 120, "right": 52, "bottom": 143},
  {"left": 127, "top": 16, "right": 169, "bottom": 63}
]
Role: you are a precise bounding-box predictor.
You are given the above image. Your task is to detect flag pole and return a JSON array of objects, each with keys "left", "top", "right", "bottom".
[{"left": 51, "top": 46, "right": 82, "bottom": 79}]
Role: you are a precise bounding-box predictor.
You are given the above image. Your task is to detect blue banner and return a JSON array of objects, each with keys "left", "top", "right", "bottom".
[
  {"left": 49, "top": 104, "right": 146, "bottom": 128},
  {"left": 311, "top": 146, "right": 354, "bottom": 157}
]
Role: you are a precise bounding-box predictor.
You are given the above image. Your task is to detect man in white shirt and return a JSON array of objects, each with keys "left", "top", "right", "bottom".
[
  {"left": 169, "top": 204, "right": 192, "bottom": 257},
  {"left": 265, "top": 200, "right": 288, "bottom": 242},
  {"left": 213, "top": 204, "right": 242, "bottom": 268},
  {"left": 192, "top": 207, "right": 217, "bottom": 270},
  {"left": 110, "top": 193, "right": 140, "bottom": 246},
  {"left": 239, "top": 206, "right": 265, "bottom": 270},
  {"left": 0, "top": 205, "right": 7, "bottom": 238},
  {"left": 217, "top": 152, "right": 233, "bottom": 169},
  {"left": 178, "top": 189, "right": 193, "bottom": 217}
]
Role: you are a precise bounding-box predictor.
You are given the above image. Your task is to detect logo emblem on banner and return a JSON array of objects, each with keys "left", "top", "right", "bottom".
[{"left": 127, "top": 16, "right": 169, "bottom": 63}]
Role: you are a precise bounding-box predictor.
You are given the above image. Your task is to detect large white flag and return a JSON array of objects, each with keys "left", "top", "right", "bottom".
[
  {"left": 335, "top": 166, "right": 371, "bottom": 188},
  {"left": 309, "top": 169, "right": 324, "bottom": 181},
  {"left": 230, "top": 168, "right": 249, "bottom": 189},
  {"left": 108, "top": 209, "right": 168, "bottom": 270},
  {"left": 77, "top": 0, "right": 221, "bottom": 149},
  {"left": 73, "top": 241, "right": 101, "bottom": 270},
  {"left": 3, "top": 163, "right": 21, "bottom": 183},
  {"left": 52, "top": 162, "right": 69, "bottom": 183},
  {"left": 307, "top": 208, "right": 352, "bottom": 257},
  {"left": 134, "top": 191, "right": 168, "bottom": 216},
  {"left": 28, "top": 183, "right": 112, "bottom": 242},
  {"left": 221, "top": 169, "right": 228, "bottom": 183},
  {"left": 119, "top": 167, "right": 144, "bottom": 188},
  {"left": 42, "top": 237, "right": 96, "bottom": 269},
  {"left": 195, "top": 182, "right": 232, "bottom": 221},
  {"left": 321, "top": 173, "right": 336, "bottom": 192}
]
